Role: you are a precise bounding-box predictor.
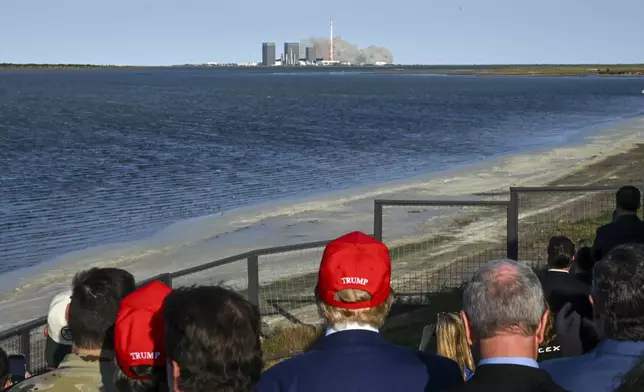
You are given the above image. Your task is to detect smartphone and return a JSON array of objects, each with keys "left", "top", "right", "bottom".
[{"left": 8, "top": 354, "right": 26, "bottom": 384}]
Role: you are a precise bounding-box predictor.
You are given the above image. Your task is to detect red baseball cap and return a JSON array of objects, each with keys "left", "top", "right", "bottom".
[
  {"left": 114, "top": 280, "right": 173, "bottom": 380},
  {"left": 316, "top": 231, "right": 391, "bottom": 309}
]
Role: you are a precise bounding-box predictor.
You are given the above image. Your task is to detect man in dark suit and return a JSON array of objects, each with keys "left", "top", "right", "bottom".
[
  {"left": 593, "top": 185, "right": 644, "bottom": 262},
  {"left": 256, "top": 231, "right": 464, "bottom": 392},
  {"left": 540, "top": 244, "right": 644, "bottom": 391},
  {"left": 541, "top": 236, "right": 592, "bottom": 320},
  {"left": 450, "top": 259, "right": 565, "bottom": 392}
]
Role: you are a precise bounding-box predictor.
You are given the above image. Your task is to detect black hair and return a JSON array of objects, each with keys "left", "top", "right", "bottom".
[
  {"left": 114, "top": 365, "right": 168, "bottom": 392},
  {"left": 616, "top": 186, "right": 641, "bottom": 212},
  {"left": 68, "top": 267, "right": 135, "bottom": 350},
  {"left": 547, "top": 236, "right": 575, "bottom": 269},
  {"left": 593, "top": 244, "right": 644, "bottom": 341},
  {"left": 164, "top": 285, "right": 263, "bottom": 392},
  {"left": 0, "top": 348, "right": 8, "bottom": 387},
  {"left": 574, "top": 246, "right": 594, "bottom": 273}
]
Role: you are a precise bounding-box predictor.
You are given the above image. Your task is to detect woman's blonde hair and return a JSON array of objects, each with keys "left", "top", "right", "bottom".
[
  {"left": 317, "top": 289, "right": 393, "bottom": 328},
  {"left": 436, "top": 312, "right": 475, "bottom": 380},
  {"left": 542, "top": 301, "right": 556, "bottom": 346}
]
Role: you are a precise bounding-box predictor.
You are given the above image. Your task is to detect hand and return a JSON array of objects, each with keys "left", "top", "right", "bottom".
[
  {"left": 25, "top": 372, "right": 31, "bottom": 379},
  {"left": 555, "top": 303, "right": 584, "bottom": 357}
]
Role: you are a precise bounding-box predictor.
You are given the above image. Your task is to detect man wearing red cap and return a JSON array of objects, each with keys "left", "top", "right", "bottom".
[
  {"left": 114, "top": 280, "right": 173, "bottom": 392},
  {"left": 257, "top": 231, "right": 464, "bottom": 392}
]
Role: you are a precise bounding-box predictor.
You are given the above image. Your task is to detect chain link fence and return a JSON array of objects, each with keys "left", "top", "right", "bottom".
[{"left": 1, "top": 184, "right": 641, "bottom": 373}]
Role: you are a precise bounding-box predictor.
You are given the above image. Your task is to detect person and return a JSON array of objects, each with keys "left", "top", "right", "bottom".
[
  {"left": 44, "top": 290, "right": 73, "bottom": 370},
  {"left": 0, "top": 348, "right": 11, "bottom": 390},
  {"left": 164, "top": 285, "right": 263, "bottom": 392},
  {"left": 114, "top": 280, "right": 172, "bottom": 392},
  {"left": 592, "top": 185, "right": 644, "bottom": 262},
  {"left": 615, "top": 354, "right": 644, "bottom": 392},
  {"left": 257, "top": 231, "right": 463, "bottom": 392},
  {"left": 540, "top": 236, "right": 592, "bottom": 320},
  {"left": 451, "top": 259, "right": 565, "bottom": 392},
  {"left": 572, "top": 244, "right": 594, "bottom": 286},
  {"left": 537, "top": 302, "right": 562, "bottom": 362},
  {"left": 436, "top": 312, "right": 475, "bottom": 380},
  {"left": 540, "top": 244, "right": 644, "bottom": 391},
  {"left": 12, "top": 267, "right": 136, "bottom": 392}
]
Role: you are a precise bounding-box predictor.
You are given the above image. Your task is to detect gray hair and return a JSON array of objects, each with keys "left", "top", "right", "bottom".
[{"left": 463, "top": 259, "right": 545, "bottom": 339}]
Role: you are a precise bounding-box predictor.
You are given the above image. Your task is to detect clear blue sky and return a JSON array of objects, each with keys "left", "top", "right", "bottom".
[{"left": 1, "top": 0, "right": 642, "bottom": 65}]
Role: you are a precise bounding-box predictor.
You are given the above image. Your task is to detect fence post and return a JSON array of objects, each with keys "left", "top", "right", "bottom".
[
  {"left": 374, "top": 201, "right": 383, "bottom": 241},
  {"left": 157, "top": 273, "right": 172, "bottom": 287},
  {"left": 507, "top": 189, "right": 519, "bottom": 261},
  {"left": 21, "top": 330, "right": 31, "bottom": 373},
  {"left": 247, "top": 253, "right": 260, "bottom": 309}
]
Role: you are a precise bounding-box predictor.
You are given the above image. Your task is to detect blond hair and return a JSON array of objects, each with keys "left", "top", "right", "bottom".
[
  {"left": 317, "top": 289, "right": 393, "bottom": 328},
  {"left": 436, "top": 313, "right": 475, "bottom": 380},
  {"left": 541, "top": 301, "right": 556, "bottom": 346}
]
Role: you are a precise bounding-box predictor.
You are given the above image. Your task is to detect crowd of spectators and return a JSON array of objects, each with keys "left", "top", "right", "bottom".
[{"left": 0, "top": 185, "right": 642, "bottom": 392}]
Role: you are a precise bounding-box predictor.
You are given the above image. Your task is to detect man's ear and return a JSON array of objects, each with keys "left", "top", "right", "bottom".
[
  {"left": 65, "top": 303, "right": 70, "bottom": 323},
  {"left": 536, "top": 309, "right": 550, "bottom": 345},
  {"left": 589, "top": 295, "right": 594, "bottom": 307},
  {"left": 173, "top": 360, "right": 181, "bottom": 392},
  {"left": 460, "top": 310, "right": 474, "bottom": 346}
]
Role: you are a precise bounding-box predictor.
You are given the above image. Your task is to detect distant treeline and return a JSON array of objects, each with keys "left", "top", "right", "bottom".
[
  {"left": 0, "top": 63, "right": 150, "bottom": 70},
  {"left": 597, "top": 68, "right": 644, "bottom": 75}
]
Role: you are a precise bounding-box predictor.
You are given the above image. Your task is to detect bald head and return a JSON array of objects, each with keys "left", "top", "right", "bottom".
[{"left": 463, "top": 259, "right": 545, "bottom": 339}]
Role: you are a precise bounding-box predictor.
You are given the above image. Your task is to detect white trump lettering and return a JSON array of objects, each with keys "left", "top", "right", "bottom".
[
  {"left": 341, "top": 277, "right": 369, "bottom": 285},
  {"left": 130, "top": 352, "right": 161, "bottom": 360}
]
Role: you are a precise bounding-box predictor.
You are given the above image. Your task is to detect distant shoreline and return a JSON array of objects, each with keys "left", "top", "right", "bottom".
[{"left": 2, "top": 63, "right": 644, "bottom": 76}]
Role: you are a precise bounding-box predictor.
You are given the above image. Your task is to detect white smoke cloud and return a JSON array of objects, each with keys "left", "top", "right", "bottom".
[{"left": 300, "top": 37, "right": 393, "bottom": 64}]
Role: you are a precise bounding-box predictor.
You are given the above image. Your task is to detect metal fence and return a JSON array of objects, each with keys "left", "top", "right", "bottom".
[{"left": 1, "top": 184, "right": 642, "bottom": 372}]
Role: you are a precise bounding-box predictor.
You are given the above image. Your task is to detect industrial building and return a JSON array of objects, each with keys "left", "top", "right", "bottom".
[
  {"left": 283, "top": 42, "right": 300, "bottom": 66},
  {"left": 305, "top": 47, "right": 316, "bottom": 63},
  {"left": 262, "top": 42, "right": 276, "bottom": 66}
]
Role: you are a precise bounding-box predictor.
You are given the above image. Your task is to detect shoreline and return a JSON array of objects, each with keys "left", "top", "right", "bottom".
[
  {"left": 0, "top": 117, "right": 642, "bottom": 331},
  {"left": 3, "top": 64, "right": 644, "bottom": 77}
]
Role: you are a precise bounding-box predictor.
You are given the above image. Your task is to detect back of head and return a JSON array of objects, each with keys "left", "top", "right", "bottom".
[
  {"left": 463, "top": 259, "right": 545, "bottom": 339},
  {"left": 114, "top": 280, "right": 172, "bottom": 392},
  {"left": 592, "top": 243, "right": 644, "bottom": 341},
  {"left": 436, "top": 313, "right": 475, "bottom": 379},
  {"left": 575, "top": 246, "right": 594, "bottom": 273},
  {"left": 616, "top": 186, "right": 641, "bottom": 213},
  {"left": 316, "top": 231, "right": 393, "bottom": 329},
  {"left": 547, "top": 236, "right": 575, "bottom": 269},
  {"left": 163, "top": 285, "right": 262, "bottom": 392},
  {"left": 68, "top": 267, "right": 136, "bottom": 350},
  {"left": 0, "top": 348, "right": 8, "bottom": 388}
]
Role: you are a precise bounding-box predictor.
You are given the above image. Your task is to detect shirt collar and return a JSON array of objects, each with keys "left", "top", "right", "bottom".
[
  {"left": 478, "top": 357, "right": 539, "bottom": 368},
  {"left": 548, "top": 268, "right": 568, "bottom": 273},
  {"left": 325, "top": 322, "right": 379, "bottom": 336}
]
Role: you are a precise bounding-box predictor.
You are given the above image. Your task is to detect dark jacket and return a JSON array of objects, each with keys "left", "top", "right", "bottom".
[
  {"left": 448, "top": 364, "right": 566, "bottom": 392},
  {"left": 256, "top": 330, "right": 464, "bottom": 392},
  {"left": 540, "top": 339, "right": 644, "bottom": 392},
  {"left": 592, "top": 215, "right": 644, "bottom": 262},
  {"left": 541, "top": 270, "right": 592, "bottom": 320}
]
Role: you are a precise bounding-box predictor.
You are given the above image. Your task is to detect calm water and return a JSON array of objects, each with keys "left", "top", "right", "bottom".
[{"left": 1, "top": 69, "right": 643, "bottom": 274}]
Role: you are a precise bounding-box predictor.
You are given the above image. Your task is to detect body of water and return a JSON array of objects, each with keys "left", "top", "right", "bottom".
[{"left": 1, "top": 69, "right": 644, "bottom": 328}]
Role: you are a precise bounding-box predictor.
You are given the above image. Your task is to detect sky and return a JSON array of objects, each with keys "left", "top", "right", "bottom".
[{"left": 1, "top": 0, "right": 642, "bottom": 66}]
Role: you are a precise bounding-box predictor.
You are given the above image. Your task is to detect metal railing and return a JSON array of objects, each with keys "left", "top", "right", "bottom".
[{"left": 1, "top": 184, "right": 642, "bottom": 372}]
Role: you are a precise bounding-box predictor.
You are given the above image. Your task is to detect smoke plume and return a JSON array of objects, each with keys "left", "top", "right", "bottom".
[{"left": 300, "top": 37, "right": 393, "bottom": 64}]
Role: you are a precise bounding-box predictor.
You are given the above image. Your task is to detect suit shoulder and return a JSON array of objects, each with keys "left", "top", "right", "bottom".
[
  {"left": 540, "top": 352, "right": 590, "bottom": 371},
  {"left": 11, "top": 370, "right": 102, "bottom": 392}
]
